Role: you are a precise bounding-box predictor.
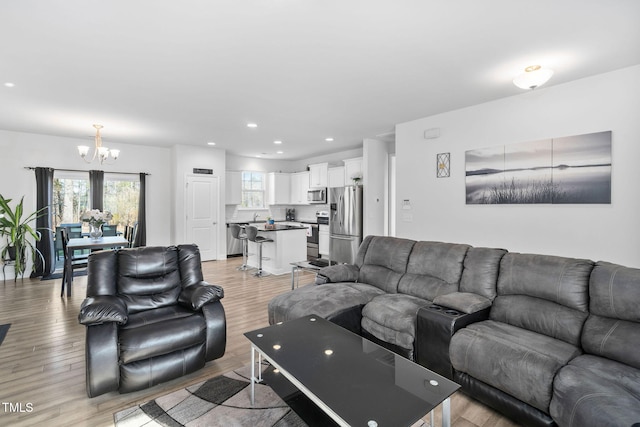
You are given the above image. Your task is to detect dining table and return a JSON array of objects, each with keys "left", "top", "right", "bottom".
[{"left": 64, "top": 236, "right": 128, "bottom": 297}]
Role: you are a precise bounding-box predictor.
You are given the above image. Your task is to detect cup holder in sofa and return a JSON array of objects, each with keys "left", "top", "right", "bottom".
[
  {"left": 444, "top": 309, "right": 461, "bottom": 316},
  {"left": 428, "top": 305, "right": 443, "bottom": 311}
]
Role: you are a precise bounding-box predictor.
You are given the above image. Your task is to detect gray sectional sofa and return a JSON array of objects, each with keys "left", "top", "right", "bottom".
[{"left": 267, "top": 235, "right": 640, "bottom": 427}]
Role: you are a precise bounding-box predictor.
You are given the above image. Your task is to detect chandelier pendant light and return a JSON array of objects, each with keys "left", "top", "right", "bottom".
[
  {"left": 513, "top": 65, "right": 554, "bottom": 90},
  {"left": 78, "top": 124, "right": 120, "bottom": 164}
]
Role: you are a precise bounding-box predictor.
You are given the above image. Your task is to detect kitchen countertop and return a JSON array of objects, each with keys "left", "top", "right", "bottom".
[{"left": 250, "top": 224, "right": 307, "bottom": 232}]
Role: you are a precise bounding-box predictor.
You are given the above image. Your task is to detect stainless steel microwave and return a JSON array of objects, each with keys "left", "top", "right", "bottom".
[{"left": 307, "top": 188, "right": 327, "bottom": 204}]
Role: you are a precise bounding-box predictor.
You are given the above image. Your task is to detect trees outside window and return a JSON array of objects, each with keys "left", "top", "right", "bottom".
[{"left": 103, "top": 174, "right": 140, "bottom": 234}]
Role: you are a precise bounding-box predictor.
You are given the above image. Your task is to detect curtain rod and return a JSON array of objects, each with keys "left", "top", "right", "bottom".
[{"left": 25, "top": 167, "right": 150, "bottom": 176}]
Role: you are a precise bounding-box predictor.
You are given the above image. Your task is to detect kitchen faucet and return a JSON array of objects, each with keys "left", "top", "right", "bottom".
[{"left": 253, "top": 213, "right": 260, "bottom": 222}]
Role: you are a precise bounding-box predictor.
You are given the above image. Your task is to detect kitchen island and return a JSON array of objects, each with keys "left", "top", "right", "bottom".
[{"left": 246, "top": 224, "right": 307, "bottom": 275}]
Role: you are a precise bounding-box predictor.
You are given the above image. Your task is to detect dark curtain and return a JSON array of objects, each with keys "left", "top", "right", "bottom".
[
  {"left": 31, "top": 167, "right": 56, "bottom": 278},
  {"left": 133, "top": 173, "right": 147, "bottom": 247},
  {"left": 89, "top": 170, "right": 104, "bottom": 211}
]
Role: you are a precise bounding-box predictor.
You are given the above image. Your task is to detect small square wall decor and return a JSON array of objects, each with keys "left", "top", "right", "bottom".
[{"left": 437, "top": 153, "right": 450, "bottom": 178}]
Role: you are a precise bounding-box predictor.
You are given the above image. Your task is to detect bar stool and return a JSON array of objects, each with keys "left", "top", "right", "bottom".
[
  {"left": 229, "top": 224, "right": 250, "bottom": 271},
  {"left": 245, "top": 225, "right": 273, "bottom": 277}
]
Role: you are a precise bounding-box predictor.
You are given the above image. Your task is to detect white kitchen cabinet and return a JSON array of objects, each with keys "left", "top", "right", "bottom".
[
  {"left": 268, "top": 172, "right": 291, "bottom": 205},
  {"left": 328, "top": 166, "right": 345, "bottom": 188},
  {"left": 319, "top": 224, "right": 330, "bottom": 256},
  {"left": 343, "top": 157, "right": 363, "bottom": 185},
  {"left": 308, "top": 162, "right": 328, "bottom": 188},
  {"left": 290, "top": 171, "right": 310, "bottom": 204},
  {"left": 225, "top": 171, "right": 242, "bottom": 205}
]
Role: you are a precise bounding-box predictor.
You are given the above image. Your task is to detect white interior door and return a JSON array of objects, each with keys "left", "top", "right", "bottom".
[{"left": 186, "top": 175, "right": 219, "bottom": 261}]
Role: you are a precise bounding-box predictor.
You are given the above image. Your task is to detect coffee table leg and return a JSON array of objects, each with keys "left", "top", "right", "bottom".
[
  {"left": 442, "top": 397, "right": 451, "bottom": 427},
  {"left": 251, "top": 345, "right": 255, "bottom": 406}
]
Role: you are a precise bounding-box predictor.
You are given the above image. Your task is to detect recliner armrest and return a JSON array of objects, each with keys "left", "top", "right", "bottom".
[
  {"left": 78, "top": 295, "right": 128, "bottom": 326},
  {"left": 315, "top": 264, "right": 359, "bottom": 284},
  {"left": 179, "top": 281, "right": 224, "bottom": 310},
  {"left": 432, "top": 292, "right": 492, "bottom": 314}
]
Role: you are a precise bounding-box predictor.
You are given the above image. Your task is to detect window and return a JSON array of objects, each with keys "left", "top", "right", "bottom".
[
  {"left": 103, "top": 173, "right": 140, "bottom": 234},
  {"left": 241, "top": 171, "right": 265, "bottom": 209},
  {"left": 53, "top": 171, "right": 90, "bottom": 228}
]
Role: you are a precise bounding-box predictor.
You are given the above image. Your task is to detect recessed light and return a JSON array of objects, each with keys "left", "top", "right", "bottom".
[
  {"left": 325, "top": 137, "right": 334, "bottom": 142},
  {"left": 276, "top": 151, "right": 283, "bottom": 154},
  {"left": 247, "top": 123, "right": 258, "bottom": 128},
  {"left": 207, "top": 141, "right": 216, "bottom": 146},
  {"left": 4, "top": 82, "right": 15, "bottom": 88},
  {"left": 273, "top": 140, "right": 282, "bottom": 144}
]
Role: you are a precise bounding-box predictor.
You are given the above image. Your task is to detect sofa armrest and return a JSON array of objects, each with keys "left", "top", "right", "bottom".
[
  {"left": 416, "top": 303, "right": 490, "bottom": 379},
  {"left": 78, "top": 295, "right": 128, "bottom": 326},
  {"left": 315, "top": 264, "right": 359, "bottom": 284},
  {"left": 432, "top": 292, "right": 492, "bottom": 314},
  {"left": 179, "top": 281, "right": 224, "bottom": 310}
]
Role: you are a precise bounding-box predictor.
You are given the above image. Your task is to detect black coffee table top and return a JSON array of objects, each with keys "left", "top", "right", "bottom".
[{"left": 245, "top": 315, "right": 460, "bottom": 427}]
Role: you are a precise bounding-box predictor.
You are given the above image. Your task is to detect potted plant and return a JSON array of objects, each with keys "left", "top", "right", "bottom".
[{"left": 0, "top": 194, "right": 47, "bottom": 279}]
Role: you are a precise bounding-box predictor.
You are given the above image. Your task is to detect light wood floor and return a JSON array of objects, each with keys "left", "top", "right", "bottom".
[{"left": 0, "top": 257, "right": 520, "bottom": 427}]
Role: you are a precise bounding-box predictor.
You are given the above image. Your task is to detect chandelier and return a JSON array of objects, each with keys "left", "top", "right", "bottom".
[{"left": 77, "top": 124, "right": 120, "bottom": 164}]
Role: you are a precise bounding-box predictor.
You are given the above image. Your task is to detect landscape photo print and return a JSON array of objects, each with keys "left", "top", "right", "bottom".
[{"left": 465, "top": 131, "right": 611, "bottom": 204}]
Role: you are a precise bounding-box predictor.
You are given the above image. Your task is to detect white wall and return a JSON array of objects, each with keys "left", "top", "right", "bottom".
[
  {"left": 363, "top": 139, "right": 390, "bottom": 237},
  {"left": 171, "top": 144, "right": 226, "bottom": 259},
  {"left": 0, "top": 130, "right": 172, "bottom": 277},
  {"left": 396, "top": 65, "right": 640, "bottom": 267}
]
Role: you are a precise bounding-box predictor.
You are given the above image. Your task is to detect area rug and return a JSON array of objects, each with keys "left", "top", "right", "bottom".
[
  {"left": 114, "top": 364, "right": 312, "bottom": 427},
  {"left": 0, "top": 324, "right": 9, "bottom": 346}
]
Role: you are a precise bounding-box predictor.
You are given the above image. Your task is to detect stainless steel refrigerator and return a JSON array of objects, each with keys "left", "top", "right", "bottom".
[{"left": 329, "top": 185, "right": 363, "bottom": 264}]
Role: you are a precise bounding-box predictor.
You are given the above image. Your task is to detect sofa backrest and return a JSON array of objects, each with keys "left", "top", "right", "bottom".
[
  {"left": 356, "top": 235, "right": 415, "bottom": 293},
  {"left": 582, "top": 261, "right": 640, "bottom": 369},
  {"left": 397, "top": 241, "right": 470, "bottom": 300},
  {"left": 491, "top": 253, "right": 594, "bottom": 346},
  {"left": 459, "top": 247, "right": 508, "bottom": 301}
]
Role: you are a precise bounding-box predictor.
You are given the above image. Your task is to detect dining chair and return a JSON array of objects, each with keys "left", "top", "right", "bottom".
[
  {"left": 60, "top": 228, "right": 88, "bottom": 297},
  {"left": 102, "top": 224, "right": 117, "bottom": 236}
]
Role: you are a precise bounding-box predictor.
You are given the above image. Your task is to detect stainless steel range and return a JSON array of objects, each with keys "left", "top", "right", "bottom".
[{"left": 307, "top": 211, "right": 329, "bottom": 266}]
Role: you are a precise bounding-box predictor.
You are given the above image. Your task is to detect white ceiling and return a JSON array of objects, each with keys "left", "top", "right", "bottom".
[{"left": 1, "top": 1, "right": 639, "bottom": 160}]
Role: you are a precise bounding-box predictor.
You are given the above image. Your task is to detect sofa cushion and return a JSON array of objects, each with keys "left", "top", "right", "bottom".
[
  {"left": 550, "top": 355, "right": 640, "bottom": 427},
  {"left": 267, "top": 282, "right": 385, "bottom": 325},
  {"left": 361, "top": 293, "right": 431, "bottom": 350},
  {"left": 450, "top": 320, "right": 582, "bottom": 413},
  {"left": 357, "top": 236, "right": 415, "bottom": 293},
  {"left": 492, "top": 253, "right": 593, "bottom": 346},
  {"left": 490, "top": 295, "right": 589, "bottom": 347},
  {"left": 397, "top": 241, "right": 469, "bottom": 300},
  {"left": 589, "top": 261, "right": 640, "bottom": 323},
  {"left": 119, "top": 313, "right": 206, "bottom": 364},
  {"left": 582, "top": 262, "right": 640, "bottom": 370},
  {"left": 459, "top": 247, "right": 507, "bottom": 300}
]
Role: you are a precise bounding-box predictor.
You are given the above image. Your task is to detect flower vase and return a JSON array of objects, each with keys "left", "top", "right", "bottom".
[{"left": 89, "top": 224, "right": 103, "bottom": 241}]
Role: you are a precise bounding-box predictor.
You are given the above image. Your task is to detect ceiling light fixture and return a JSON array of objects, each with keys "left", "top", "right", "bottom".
[
  {"left": 513, "top": 65, "right": 554, "bottom": 90},
  {"left": 77, "top": 124, "right": 120, "bottom": 165},
  {"left": 207, "top": 141, "right": 216, "bottom": 146},
  {"left": 325, "top": 137, "right": 334, "bottom": 142},
  {"left": 276, "top": 150, "right": 283, "bottom": 154},
  {"left": 4, "top": 82, "right": 15, "bottom": 88},
  {"left": 247, "top": 123, "right": 258, "bottom": 128},
  {"left": 274, "top": 140, "right": 282, "bottom": 144}
]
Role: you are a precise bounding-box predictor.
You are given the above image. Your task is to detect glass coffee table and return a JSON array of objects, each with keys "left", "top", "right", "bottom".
[{"left": 245, "top": 315, "right": 460, "bottom": 427}]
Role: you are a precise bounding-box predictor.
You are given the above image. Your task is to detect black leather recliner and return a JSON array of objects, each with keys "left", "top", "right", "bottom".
[{"left": 78, "top": 244, "right": 226, "bottom": 397}]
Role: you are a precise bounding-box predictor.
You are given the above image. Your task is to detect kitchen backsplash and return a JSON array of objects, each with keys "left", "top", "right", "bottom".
[{"left": 226, "top": 204, "right": 328, "bottom": 223}]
